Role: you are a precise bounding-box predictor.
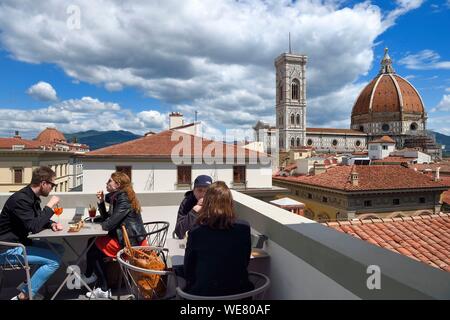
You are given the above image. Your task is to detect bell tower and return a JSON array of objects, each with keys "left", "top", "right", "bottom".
[{"left": 275, "top": 52, "right": 307, "bottom": 151}]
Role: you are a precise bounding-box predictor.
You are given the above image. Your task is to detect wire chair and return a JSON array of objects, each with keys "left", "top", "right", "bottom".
[
  {"left": 176, "top": 271, "right": 270, "bottom": 300},
  {"left": 117, "top": 246, "right": 177, "bottom": 300},
  {"left": 129, "top": 221, "right": 170, "bottom": 247},
  {"left": 0, "top": 241, "right": 33, "bottom": 300}
]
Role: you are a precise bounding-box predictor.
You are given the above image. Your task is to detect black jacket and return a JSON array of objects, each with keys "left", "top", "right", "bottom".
[
  {"left": 99, "top": 191, "right": 146, "bottom": 247},
  {"left": 174, "top": 191, "right": 198, "bottom": 239},
  {"left": 183, "top": 219, "right": 254, "bottom": 296},
  {"left": 0, "top": 186, "right": 54, "bottom": 246}
]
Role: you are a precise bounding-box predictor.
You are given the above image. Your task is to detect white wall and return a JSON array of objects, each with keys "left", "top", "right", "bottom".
[{"left": 83, "top": 160, "right": 273, "bottom": 192}]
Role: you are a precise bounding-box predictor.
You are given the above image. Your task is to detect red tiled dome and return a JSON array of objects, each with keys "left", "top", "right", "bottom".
[
  {"left": 35, "top": 127, "right": 66, "bottom": 143},
  {"left": 351, "top": 48, "right": 425, "bottom": 120}
]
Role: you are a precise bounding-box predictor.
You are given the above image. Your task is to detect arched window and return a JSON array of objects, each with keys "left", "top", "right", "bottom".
[
  {"left": 332, "top": 139, "right": 338, "bottom": 146},
  {"left": 291, "top": 79, "right": 300, "bottom": 100},
  {"left": 296, "top": 114, "right": 300, "bottom": 125},
  {"left": 278, "top": 85, "right": 283, "bottom": 101},
  {"left": 290, "top": 114, "right": 295, "bottom": 125},
  {"left": 307, "top": 139, "right": 313, "bottom": 146},
  {"left": 296, "top": 137, "right": 301, "bottom": 147},
  {"left": 291, "top": 138, "right": 295, "bottom": 148},
  {"left": 410, "top": 122, "right": 418, "bottom": 131},
  {"left": 280, "top": 137, "right": 283, "bottom": 148}
]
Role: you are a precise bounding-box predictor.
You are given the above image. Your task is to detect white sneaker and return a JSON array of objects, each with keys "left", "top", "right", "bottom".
[
  {"left": 86, "top": 287, "right": 111, "bottom": 299},
  {"left": 80, "top": 273, "right": 97, "bottom": 285}
]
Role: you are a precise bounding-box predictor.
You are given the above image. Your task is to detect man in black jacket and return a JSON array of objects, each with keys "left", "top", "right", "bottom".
[
  {"left": 174, "top": 175, "right": 212, "bottom": 239},
  {"left": 0, "top": 166, "right": 63, "bottom": 300}
]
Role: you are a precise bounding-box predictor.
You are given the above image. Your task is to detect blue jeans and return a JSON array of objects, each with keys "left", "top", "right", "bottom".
[{"left": 0, "top": 241, "right": 64, "bottom": 298}]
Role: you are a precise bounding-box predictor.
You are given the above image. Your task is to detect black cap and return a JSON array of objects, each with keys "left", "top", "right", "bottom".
[{"left": 194, "top": 175, "right": 212, "bottom": 188}]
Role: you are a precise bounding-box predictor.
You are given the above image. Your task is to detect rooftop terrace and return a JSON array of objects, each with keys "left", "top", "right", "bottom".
[{"left": 1, "top": 190, "right": 449, "bottom": 300}]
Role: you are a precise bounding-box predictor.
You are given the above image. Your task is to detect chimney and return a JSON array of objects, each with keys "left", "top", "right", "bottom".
[
  {"left": 313, "top": 162, "right": 326, "bottom": 175},
  {"left": 434, "top": 167, "right": 441, "bottom": 181},
  {"left": 350, "top": 171, "right": 359, "bottom": 186},
  {"left": 14, "top": 130, "right": 21, "bottom": 139},
  {"left": 169, "top": 112, "right": 184, "bottom": 129}
]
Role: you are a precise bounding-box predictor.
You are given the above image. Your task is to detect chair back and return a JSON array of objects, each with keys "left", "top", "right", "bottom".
[
  {"left": 0, "top": 241, "right": 33, "bottom": 300},
  {"left": 175, "top": 271, "right": 270, "bottom": 300},
  {"left": 129, "top": 221, "right": 169, "bottom": 247}
]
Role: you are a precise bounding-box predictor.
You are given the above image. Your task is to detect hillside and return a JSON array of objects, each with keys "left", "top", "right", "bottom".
[{"left": 63, "top": 130, "right": 142, "bottom": 150}]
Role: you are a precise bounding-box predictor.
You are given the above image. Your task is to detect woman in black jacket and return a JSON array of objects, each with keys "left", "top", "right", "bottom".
[
  {"left": 82, "top": 171, "right": 147, "bottom": 299},
  {"left": 184, "top": 181, "right": 254, "bottom": 296}
]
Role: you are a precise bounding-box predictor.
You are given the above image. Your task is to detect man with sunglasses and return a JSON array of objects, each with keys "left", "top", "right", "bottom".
[{"left": 0, "top": 166, "right": 64, "bottom": 300}]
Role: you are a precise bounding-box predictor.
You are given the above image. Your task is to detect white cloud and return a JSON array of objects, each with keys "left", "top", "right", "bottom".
[
  {"left": 399, "top": 50, "right": 450, "bottom": 70},
  {"left": 0, "top": 97, "right": 166, "bottom": 138},
  {"left": 431, "top": 94, "right": 450, "bottom": 112},
  {"left": 26, "top": 81, "right": 58, "bottom": 101},
  {"left": 446, "top": 87, "right": 450, "bottom": 92},
  {"left": 0, "top": 1, "right": 424, "bottom": 132}
]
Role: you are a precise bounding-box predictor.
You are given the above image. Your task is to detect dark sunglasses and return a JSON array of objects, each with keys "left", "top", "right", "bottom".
[{"left": 44, "top": 180, "right": 57, "bottom": 188}]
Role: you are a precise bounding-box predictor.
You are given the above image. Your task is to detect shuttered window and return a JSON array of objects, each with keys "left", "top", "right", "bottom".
[{"left": 177, "top": 166, "right": 192, "bottom": 185}]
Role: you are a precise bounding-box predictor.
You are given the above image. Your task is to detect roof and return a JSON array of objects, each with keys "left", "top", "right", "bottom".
[
  {"left": 368, "top": 135, "right": 396, "bottom": 144},
  {"left": 324, "top": 214, "right": 450, "bottom": 273},
  {"left": 270, "top": 197, "right": 305, "bottom": 207},
  {"left": 371, "top": 156, "right": 416, "bottom": 164},
  {"left": 0, "top": 137, "right": 43, "bottom": 150},
  {"left": 410, "top": 163, "right": 450, "bottom": 173},
  {"left": 306, "top": 128, "right": 366, "bottom": 135},
  {"left": 85, "top": 129, "right": 264, "bottom": 159},
  {"left": 351, "top": 74, "right": 424, "bottom": 118},
  {"left": 35, "top": 127, "right": 66, "bottom": 143},
  {"left": 273, "top": 165, "right": 450, "bottom": 192}
]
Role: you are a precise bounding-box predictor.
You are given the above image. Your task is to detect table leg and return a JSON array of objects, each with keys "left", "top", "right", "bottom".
[{"left": 45, "top": 237, "right": 99, "bottom": 300}]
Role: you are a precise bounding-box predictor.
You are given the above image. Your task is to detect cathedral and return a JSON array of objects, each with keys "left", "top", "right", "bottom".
[{"left": 254, "top": 48, "right": 441, "bottom": 159}]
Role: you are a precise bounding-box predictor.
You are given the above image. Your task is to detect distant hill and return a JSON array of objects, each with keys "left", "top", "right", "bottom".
[
  {"left": 63, "top": 130, "right": 142, "bottom": 150},
  {"left": 432, "top": 131, "right": 450, "bottom": 151}
]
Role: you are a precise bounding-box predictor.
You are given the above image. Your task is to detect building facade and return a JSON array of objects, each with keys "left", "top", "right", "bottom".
[{"left": 273, "top": 165, "right": 449, "bottom": 221}]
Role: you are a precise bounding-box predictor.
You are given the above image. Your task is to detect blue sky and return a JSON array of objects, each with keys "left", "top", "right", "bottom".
[{"left": 0, "top": 0, "right": 449, "bottom": 139}]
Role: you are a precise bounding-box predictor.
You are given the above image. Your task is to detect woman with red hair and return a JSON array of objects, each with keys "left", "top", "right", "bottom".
[{"left": 82, "top": 171, "right": 147, "bottom": 299}]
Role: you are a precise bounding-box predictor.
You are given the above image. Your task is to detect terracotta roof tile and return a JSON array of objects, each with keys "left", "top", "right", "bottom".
[
  {"left": 84, "top": 129, "right": 262, "bottom": 159},
  {"left": 0, "top": 137, "right": 43, "bottom": 149},
  {"left": 325, "top": 214, "right": 450, "bottom": 273},
  {"left": 274, "top": 165, "right": 450, "bottom": 192}
]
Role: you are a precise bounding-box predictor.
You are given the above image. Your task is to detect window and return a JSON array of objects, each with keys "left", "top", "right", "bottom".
[
  {"left": 382, "top": 124, "right": 389, "bottom": 132},
  {"left": 364, "top": 200, "right": 372, "bottom": 207},
  {"left": 355, "top": 140, "right": 361, "bottom": 147},
  {"left": 233, "top": 166, "right": 246, "bottom": 184},
  {"left": 410, "top": 122, "right": 418, "bottom": 131},
  {"left": 332, "top": 139, "right": 338, "bottom": 146},
  {"left": 393, "top": 199, "right": 400, "bottom": 205},
  {"left": 296, "top": 138, "right": 301, "bottom": 147},
  {"left": 116, "top": 166, "right": 132, "bottom": 181},
  {"left": 291, "top": 138, "right": 295, "bottom": 148},
  {"left": 307, "top": 139, "right": 313, "bottom": 146},
  {"left": 295, "top": 190, "right": 299, "bottom": 196},
  {"left": 296, "top": 114, "right": 300, "bottom": 125},
  {"left": 291, "top": 79, "right": 299, "bottom": 100},
  {"left": 291, "top": 114, "right": 295, "bottom": 125},
  {"left": 359, "top": 126, "right": 364, "bottom": 132},
  {"left": 308, "top": 193, "right": 312, "bottom": 199},
  {"left": 177, "top": 166, "right": 192, "bottom": 185},
  {"left": 13, "top": 168, "right": 23, "bottom": 184},
  {"left": 419, "top": 197, "right": 426, "bottom": 204},
  {"left": 279, "top": 85, "right": 283, "bottom": 101},
  {"left": 280, "top": 137, "right": 284, "bottom": 148},
  {"left": 322, "top": 197, "right": 328, "bottom": 203},
  {"left": 382, "top": 145, "right": 388, "bottom": 150}
]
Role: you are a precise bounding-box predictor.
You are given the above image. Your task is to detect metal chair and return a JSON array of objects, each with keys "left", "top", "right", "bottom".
[
  {"left": 130, "top": 221, "right": 170, "bottom": 247},
  {"left": 108, "top": 221, "right": 170, "bottom": 299},
  {"left": 116, "top": 246, "right": 177, "bottom": 300},
  {"left": 0, "top": 241, "right": 33, "bottom": 300},
  {"left": 175, "top": 271, "right": 270, "bottom": 300}
]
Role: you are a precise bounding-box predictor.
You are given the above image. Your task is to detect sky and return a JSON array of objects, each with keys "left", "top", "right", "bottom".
[{"left": 0, "top": 0, "right": 449, "bottom": 140}]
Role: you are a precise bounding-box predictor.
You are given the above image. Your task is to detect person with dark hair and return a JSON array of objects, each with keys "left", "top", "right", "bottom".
[
  {"left": 183, "top": 181, "right": 254, "bottom": 296},
  {"left": 0, "top": 166, "right": 63, "bottom": 300},
  {"left": 81, "top": 171, "right": 147, "bottom": 299},
  {"left": 174, "top": 175, "right": 212, "bottom": 239}
]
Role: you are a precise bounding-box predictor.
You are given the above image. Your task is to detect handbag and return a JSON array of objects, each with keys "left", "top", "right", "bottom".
[{"left": 121, "top": 225, "right": 167, "bottom": 299}]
